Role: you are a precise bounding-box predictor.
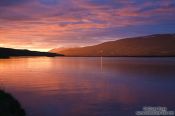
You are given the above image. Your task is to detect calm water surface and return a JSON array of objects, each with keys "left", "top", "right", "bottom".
[{"left": 0, "top": 57, "right": 175, "bottom": 116}]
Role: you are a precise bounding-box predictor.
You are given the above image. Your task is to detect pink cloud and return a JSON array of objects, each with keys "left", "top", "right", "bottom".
[{"left": 0, "top": 0, "right": 175, "bottom": 51}]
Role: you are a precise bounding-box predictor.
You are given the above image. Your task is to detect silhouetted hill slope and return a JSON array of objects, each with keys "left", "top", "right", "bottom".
[
  {"left": 0, "top": 90, "right": 25, "bottom": 116},
  {"left": 0, "top": 47, "right": 63, "bottom": 58},
  {"left": 50, "top": 34, "right": 175, "bottom": 57}
]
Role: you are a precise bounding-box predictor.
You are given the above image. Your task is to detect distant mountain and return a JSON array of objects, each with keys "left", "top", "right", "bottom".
[
  {"left": 0, "top": 47, "right": 63, "bottom": 58},
  {"left": 50, "top": 34, "right": 175, "bottom": 57},
  {"left": 50, "top": 47, "right": 71, "bottom": 53}
]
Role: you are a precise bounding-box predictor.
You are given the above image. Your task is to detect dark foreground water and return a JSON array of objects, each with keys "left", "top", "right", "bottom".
[{"left": 0, "top": 57, "right": 175, "bottom": 116}]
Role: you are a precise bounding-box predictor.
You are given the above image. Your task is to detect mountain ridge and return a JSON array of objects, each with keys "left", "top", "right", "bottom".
[
  {"left": 0, "top": 47, "right": 63, "bottom": 58},
  {"left": 50, "top": 34, "right": 175, "bottom": 57}
]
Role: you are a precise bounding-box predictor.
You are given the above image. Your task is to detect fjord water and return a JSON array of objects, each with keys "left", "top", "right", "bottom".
[{"left": 0, "top": 57, "right": 175, "bottom": 116}]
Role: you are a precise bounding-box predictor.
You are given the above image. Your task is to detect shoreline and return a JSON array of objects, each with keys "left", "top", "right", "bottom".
[{"left": 1, "top": 55, "right": 175, "bottom": 59}]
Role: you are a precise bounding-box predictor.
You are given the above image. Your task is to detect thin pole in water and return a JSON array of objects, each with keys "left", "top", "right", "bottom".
[{"left": 100, "top": 56, "right": 103, "bottom": 71}]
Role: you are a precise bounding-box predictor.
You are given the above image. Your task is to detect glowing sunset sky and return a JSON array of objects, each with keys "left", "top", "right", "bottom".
[{"left": 0, "top": 0, "right": 175, "bottom": 51}]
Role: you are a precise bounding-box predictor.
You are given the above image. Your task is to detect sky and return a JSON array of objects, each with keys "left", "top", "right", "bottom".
[{"left": 0, "top": 0, "right": 175, "bottom": 51}]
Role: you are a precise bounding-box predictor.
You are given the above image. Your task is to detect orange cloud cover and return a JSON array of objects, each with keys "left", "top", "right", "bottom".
[{"left": 0, "top": 0, "right": 175, "bottom": 51}]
